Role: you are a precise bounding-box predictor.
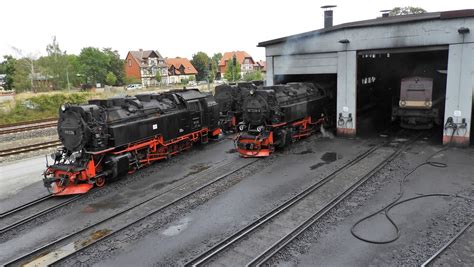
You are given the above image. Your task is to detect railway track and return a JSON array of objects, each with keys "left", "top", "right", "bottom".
[
  {"left": 186, "top": 134, "right": 418, "bottom": 266},
  {"left": 0, "top": 119, "right": 57, "bottom": 135},
  {"left": 0, "top": 140, "right": 61, "bottom": 157},
  {"left": 0, "top": 194, "right": 85, "bottom": 235},
  {"left": 3, "top": 157, "right": 260, "bottom": 266},
  {"left": 420, "top": 220, "right": 473, "bottom": 267}
]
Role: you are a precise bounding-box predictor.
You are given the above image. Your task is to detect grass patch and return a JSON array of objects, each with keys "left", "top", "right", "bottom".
[{"left": 0, "top": 91, "right": 100, "bottom": 125}]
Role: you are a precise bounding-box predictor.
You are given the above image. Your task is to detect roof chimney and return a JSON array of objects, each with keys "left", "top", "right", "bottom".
[
  {"left": 380, "top": 10, "right": 391, "bottom": 18},
  {"left": 321, "top": 5, "right": 337, "bottom": 28}
]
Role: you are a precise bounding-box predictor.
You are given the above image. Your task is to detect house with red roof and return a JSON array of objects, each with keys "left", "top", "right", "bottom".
[
  {"left": 218, "top": 51, "right": 256, "bottom": 79},
  {"left": 165, "top": 57, "right": 198, "bottom": 84},
  {"left": 254, "top": 60, "right": 266, "bottom": 74},
  {"left": 124, "top": 49, "right": 168, "bottom": 86}
]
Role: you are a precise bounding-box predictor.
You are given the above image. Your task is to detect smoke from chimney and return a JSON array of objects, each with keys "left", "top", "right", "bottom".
[{"left": 321, "top": 5, "right": 337, "bottom": 28}]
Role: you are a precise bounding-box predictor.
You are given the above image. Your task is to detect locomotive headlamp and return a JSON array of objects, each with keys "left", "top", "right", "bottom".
[
  {"left": 400, "top": 100, "right": 406, "bottom": 107},
  {"left": 61, "top": 105, "right": 67, "bottom": 112},
  {"left": 425, "top": 101, "right": 432, "bottom": 108},
  {"left": 250, "top": 89, "right": 255, "bottom": 95}
]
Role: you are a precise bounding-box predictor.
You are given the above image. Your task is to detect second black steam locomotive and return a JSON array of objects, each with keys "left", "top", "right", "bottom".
[
  {"left": 236, "top": 82, "right": 331, "bottom": 157},
  {"left": 214, "top": 81, "right": 262, "bottom": 132},
  {"left": 44, "top": 89, "right": 221, "bottom": 196}
]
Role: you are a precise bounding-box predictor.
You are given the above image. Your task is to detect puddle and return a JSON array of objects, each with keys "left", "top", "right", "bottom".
[
  {"left": 310, "top": 152, "right": 342, "bottom": 170},
  {"left": 294, "top": 149, "right": 314, "bottom": 155},
  {"left": 83, "top": 195, "right": 128, "bottom": 213},
  {"left": 183, "top": 163, "right": 211, "bottom": 178},
  {"left": 321, "top": 152, "right": 342, "bottom": 163},
  {"left": 162, "top": 217, "right": 191, "bottom": 236},
  {"left": 151, "top": 177, "right": 181, "bottom": 190}
]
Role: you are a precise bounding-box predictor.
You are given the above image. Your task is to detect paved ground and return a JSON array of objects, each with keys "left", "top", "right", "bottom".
[
  {"left": 272, "top": 142, "right": 474, "bottom": 266},
  {"left": 0, "top": 136, "right": 238, "bottom": 262},
  {"left": 90, "top": 137, "right": 376, "bottom": 266},
  {"left": 1, "top": 131, "right": 472, "bottom": 266},
  {"left": 0, "top": 155, "right": 47, "bottom": 201}
]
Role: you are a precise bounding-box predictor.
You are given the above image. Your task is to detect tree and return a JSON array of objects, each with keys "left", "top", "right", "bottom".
[
  {"left": 390, "top": 6, "right": 426, "bottom": 16},
  {"left": 37, "top": 36, "right": 70, "bottom": 90},
  {"left": 0, "top": 55, "right": 16, "bottom": 90},
  {"left": 66, "top": 54, "right": 83, "bottom": 87},
  {"left": 210, "top": 53, "right": 222, "bottom": 81},
  {"left": 243, "top": 70, "right": 263, "bottom": 81},
  {"left": 191, "top": 52, "right": 211, "bottom": 81},
  {"left": 12, "top": 58, "right": 33, "bottom": 92},
  {"left": 103, "top": 48, "right": 125, "bottom": 85},
  {"left": 224, "top": 55, "right": 241, "bottom": 82},
  {"left": 11, "top": 47, "right": 38, "bottom": 91},
  {"left": 78, "top": 47, "right": 109, "bottom": 85},
  {"left": 212, "top": 53, "right": 222, "bottom": 66},
  {"left": 155, "top": 71, "right": 162, "bottom": 84},
  {"left": 105, "top": 72, "right": 117, "bottom": 86}
]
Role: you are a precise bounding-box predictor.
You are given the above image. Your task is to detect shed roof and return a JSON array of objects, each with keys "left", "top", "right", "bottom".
[{"left": 258, "top": 9, "right": 474, "bottom": 47}]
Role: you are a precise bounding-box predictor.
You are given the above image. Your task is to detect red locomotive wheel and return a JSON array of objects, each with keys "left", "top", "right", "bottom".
[{"left": 96, "top": 177, "right": 106, "bottom": 187}]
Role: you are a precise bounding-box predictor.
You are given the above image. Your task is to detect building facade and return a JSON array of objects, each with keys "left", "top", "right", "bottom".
[
  {"left": 125, "top": 49, "right": 168, "bottom": 87},
  {"left": 165, "top": 57, "right": 198, "bottom": 84},
  {"left": 218, "top": 51, "right": 256, "bottom": 79}
]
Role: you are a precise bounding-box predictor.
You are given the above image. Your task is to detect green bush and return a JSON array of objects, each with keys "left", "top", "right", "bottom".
[{"left": 0, "top": 92, "right": 94, "bottom": 124}]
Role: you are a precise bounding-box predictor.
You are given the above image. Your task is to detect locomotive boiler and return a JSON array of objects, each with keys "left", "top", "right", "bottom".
[
  {"left": 44, "top": 89, "right": 221, "bottom": 196},
  {"left": 391, "top": 76, "right": 444, "bottom": 129},
  {"left": 214, "top": 81, "right": 260, "bottom": 132},
  {"left": 236, "top": 82, "right": 330, "bottom": 157}
]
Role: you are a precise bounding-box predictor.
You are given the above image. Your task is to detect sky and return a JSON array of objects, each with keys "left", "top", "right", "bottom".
[{"left": 0, "top": 0, "right": 472, "bottom": 61}]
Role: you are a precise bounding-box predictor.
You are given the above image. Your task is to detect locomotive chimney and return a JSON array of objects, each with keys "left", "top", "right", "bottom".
[{"left": 321, "top": 5, "right": 336, "bottom": 28}]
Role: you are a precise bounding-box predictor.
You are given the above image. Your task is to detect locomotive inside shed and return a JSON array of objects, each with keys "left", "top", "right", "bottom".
[
  {"left": 272, "top": 73, "right": 337, "bottom": 129},
  {"left": 356, "top": 49, "right": 448, "bottom": 141}
]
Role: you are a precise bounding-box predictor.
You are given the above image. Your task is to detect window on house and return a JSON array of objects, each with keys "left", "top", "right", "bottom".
[{"left": 128, "top": 59, "right": 132, "bottom": 67}]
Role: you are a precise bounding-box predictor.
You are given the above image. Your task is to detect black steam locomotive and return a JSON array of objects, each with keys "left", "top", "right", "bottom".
[
  {"left": 214, "top": 81, "right": 262, "bottom": 132},
  {"left": 391, "top": 76, "right": 444, "bottom": 129},
  {"left": 236, "top": 82, "right": 331, "bottom": 157},
  {"left": 44, "top": 89, "right": 221, "bottom": 196}
]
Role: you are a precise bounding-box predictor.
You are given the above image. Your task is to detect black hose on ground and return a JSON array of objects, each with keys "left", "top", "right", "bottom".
[{"left": 351, "top": 148, "right": 473, "bottom": 244}]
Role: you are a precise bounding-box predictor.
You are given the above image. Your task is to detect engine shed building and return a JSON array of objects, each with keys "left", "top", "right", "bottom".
[{"left": 258, "top": 9, "right": 474, "bottom": 146}]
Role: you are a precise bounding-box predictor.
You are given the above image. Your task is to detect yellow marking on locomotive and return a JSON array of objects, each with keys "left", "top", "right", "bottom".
[{"left": 399, "top": 100, "right": 432, "bottom": 109}]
